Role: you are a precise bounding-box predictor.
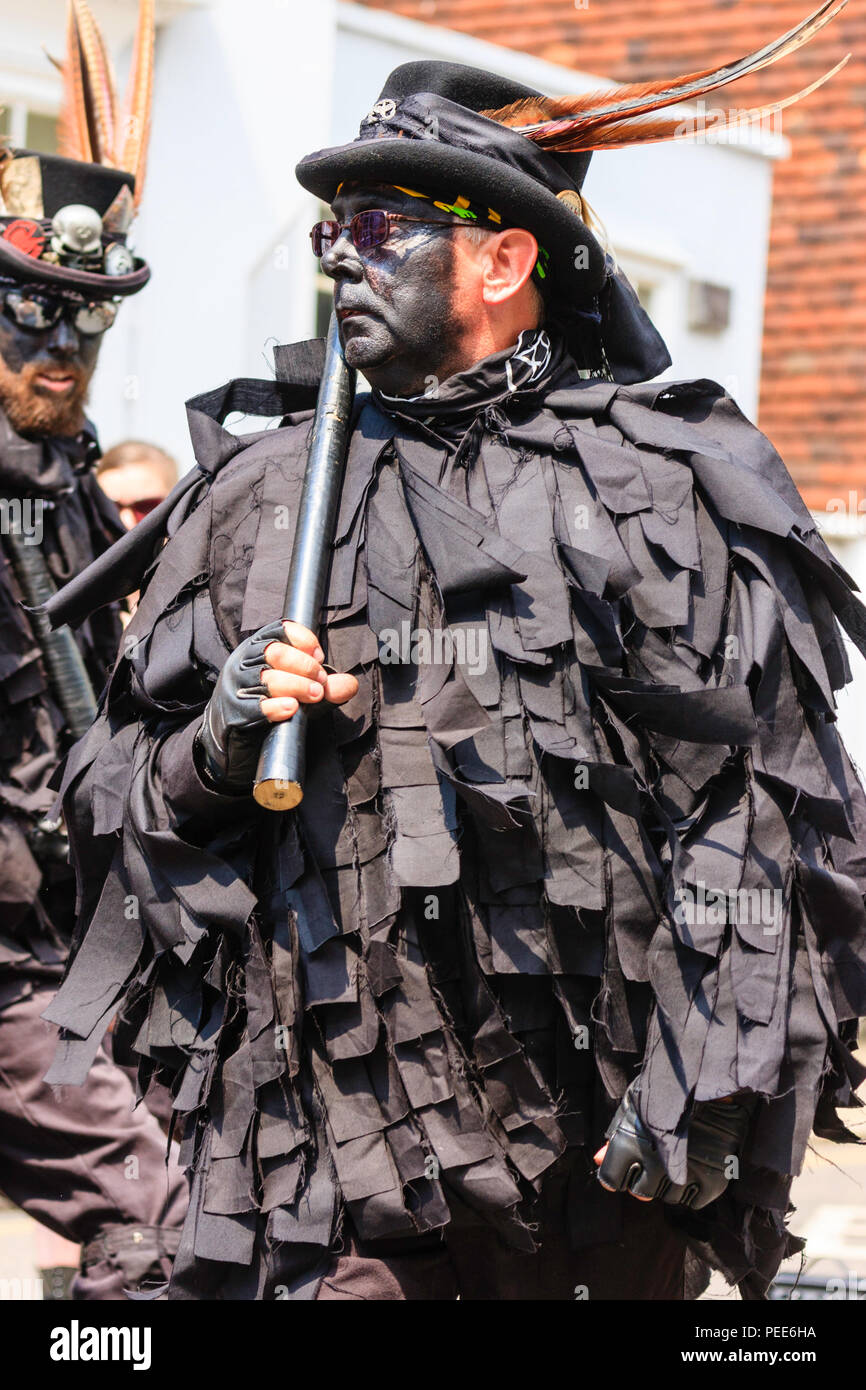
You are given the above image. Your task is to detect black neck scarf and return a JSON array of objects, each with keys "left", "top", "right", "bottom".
[
  {"left": 373, "top": 327, "right": 579, "bottom": 450},
  {"left": 0, "top": 407, "right": 116, "bottom": 583}
]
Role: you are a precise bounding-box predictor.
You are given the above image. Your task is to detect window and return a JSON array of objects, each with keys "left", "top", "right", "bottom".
[
  {"left": 632, "top": 280, "right": 656, "bottom": 316},
  {"left": 0, "top": 105, "right": 58, "bottom": 154},
  {"left": 315, "top": 275, "right": 333, "bottom": 338}
]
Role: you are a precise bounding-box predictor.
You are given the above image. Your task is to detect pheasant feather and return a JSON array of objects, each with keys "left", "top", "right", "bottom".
[
  {"left": 51, "top": 0, "right": 153, "bottom": 204},
  {"left": 118, "top": 0, "right": 154, "bottom": 206},
  {"left": 70, "top": 0, "right": 117, "bottom": 165},
  {"left": 546, "top": 59, "right": 849, "bottom": 153},
  {"left": 54, "top": 2, "right": 92, "bottom": 163},
  {"left": 481, "top": 0, "right": 847, "bottom": 151}
]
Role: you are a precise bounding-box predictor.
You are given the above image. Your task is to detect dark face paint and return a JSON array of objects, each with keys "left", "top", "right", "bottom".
[
  {"left": 0, "top": 301, "right": 105, "bottom": 437},
  {"left": 321, "top": 185, "right": 470, "bottom": 396}
]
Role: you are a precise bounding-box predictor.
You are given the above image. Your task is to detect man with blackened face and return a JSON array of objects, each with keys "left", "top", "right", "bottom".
[
  {"left": 47, "top": 34, "right": 866, "bottom": 1307},
  {"left": 0, "top": 282, "right": 110, "bottom": 439},
  {"left": 322, "top": 182, "right": 546, "bottom": 396}
]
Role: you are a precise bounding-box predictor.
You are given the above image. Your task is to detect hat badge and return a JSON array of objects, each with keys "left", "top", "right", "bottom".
[{"left": 364, "top": 99, "right": 397, "bottom": 125}]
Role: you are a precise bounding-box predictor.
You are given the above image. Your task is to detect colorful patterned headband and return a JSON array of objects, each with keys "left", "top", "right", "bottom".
[
  {"left": 333, "top": 181, "right": 551, "bottom": 283},
  {"left": 391, "top": 185, "right": 551, "bottom": 284}
]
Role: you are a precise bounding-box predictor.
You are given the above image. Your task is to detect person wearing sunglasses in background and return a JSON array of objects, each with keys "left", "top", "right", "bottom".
[
  {"left": 96, "top": 439, "right": 179, "bottom": 533},
  {"left": 96, "top": 441, "right": 179, "bottom": 622},
  {"left": 41, "top": 24, "right": 866, "bottom": 1303},
  {"left": 0, "top": 2, "right": 187, "bottom": 1304}
]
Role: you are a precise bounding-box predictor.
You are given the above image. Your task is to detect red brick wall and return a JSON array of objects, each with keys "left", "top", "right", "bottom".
[{"left": 358, "top": 0, "right": 866, "bottom": 509}]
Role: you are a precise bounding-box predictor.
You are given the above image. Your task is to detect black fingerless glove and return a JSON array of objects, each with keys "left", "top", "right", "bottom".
[
  {"left": 597, "top": 1084, "right": 753, "bottom": 1209},
  {"left": 193, "top": 619, "right": 288, "bottom": 795}
]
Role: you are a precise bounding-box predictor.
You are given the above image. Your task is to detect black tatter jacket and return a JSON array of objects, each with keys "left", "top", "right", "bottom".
[
  {"left": 42, "top": 331, "right": 866, "bottom": 1299},
  {"left": 0, "top": 405, "right": 124, "bottom": 1003}
]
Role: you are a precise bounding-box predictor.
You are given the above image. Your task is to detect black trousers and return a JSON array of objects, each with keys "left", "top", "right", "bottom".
[
  {"left": 0, "top": 980, "right": 188, "bottom": 1298},
  {"left": 316, "top": 1160, "right": 700, "bottom": 1301}
]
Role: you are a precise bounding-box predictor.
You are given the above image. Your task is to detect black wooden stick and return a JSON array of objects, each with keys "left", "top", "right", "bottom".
[{"left": 253, "top": 313, "right": 356, "bottom": 810}]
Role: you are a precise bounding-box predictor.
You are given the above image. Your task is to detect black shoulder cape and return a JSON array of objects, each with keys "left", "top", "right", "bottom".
[{"left": 41, "top": 336, "right": 866, "bottom": 1299}]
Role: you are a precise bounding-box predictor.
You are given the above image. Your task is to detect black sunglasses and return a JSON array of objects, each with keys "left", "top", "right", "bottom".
[
  {"left": 2, "top": 289, "right": 119, "bottom": 336},
  {"left": 126, "top": 496, "right": 164, "bottom": 523},
  {"left": 310, "top": 209, "right": 478, "bottom": 258}
]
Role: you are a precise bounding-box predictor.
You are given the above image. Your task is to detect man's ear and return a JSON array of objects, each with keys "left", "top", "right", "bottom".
[{"left": 480, "top": 228, "right": 539, "bottom": 307}]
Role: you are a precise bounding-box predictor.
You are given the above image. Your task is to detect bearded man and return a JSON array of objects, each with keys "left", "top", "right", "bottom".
[
  {"left": 0, "top": 3, "right": 187, "bottom": 1301},
  {"left": 41, "top": 22, "right": 866, "bottom": 1302}
]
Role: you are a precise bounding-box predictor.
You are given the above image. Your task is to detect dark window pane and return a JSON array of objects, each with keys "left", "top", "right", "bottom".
[
  {"left": 315, "top": 287, "right": 333, "bottom": 339},
  {"left": 634, "top": 281, "right": 655, "bottom": 314}
]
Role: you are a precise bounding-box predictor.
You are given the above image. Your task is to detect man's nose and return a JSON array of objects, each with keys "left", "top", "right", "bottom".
[
  {"left": 320, "top": 228, "right": 363, "bottom": 282},
  {"left": 45, "top": 316, "right": 81, "bottom": 357}
]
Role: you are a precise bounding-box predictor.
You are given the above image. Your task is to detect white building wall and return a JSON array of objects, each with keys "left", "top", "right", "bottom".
[
  {"left": 89, "top": 0, "right": 336, "bottom": 468},
  {"left": 0, "top": 0, "right": 334, "bottom": 468}
]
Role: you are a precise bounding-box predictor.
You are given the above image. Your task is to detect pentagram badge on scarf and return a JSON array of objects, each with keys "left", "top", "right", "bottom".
[{"left": 505, "top": 329, "right": 552, "bottom": 393}]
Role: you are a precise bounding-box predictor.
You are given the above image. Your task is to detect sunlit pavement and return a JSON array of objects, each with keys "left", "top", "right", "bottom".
[{"left": 0, "top": 1200, "right": 77, "bottom": 1299}]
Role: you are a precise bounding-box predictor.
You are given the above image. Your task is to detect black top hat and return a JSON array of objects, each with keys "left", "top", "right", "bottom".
[
  {"left": 296, "top": 60, "right": 677, "bottom": 382},
  {"left": 0, "top": 151, "right": 149, "bottom": 299},
  {"left": 296, "top": 62, "right": 608, "bottom": 302}
]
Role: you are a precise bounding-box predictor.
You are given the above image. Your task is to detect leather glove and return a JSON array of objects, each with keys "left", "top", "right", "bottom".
[
  {"left": 193, "top": 619, "right": 288, "bottom": 795},
  {"left": 597, "top": 1084, "right": 753, "bottom": 1209},
  {"left": 26, "top": 813, "right": 70, "bottom": 865}
]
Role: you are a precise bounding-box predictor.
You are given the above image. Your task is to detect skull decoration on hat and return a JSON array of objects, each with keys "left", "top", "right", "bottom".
[
  {"left": 0, "top": 0, "right": 154, "bottom": 437},
  {"left": 0, "top": 0, "right": 153, "bottom": 301}
]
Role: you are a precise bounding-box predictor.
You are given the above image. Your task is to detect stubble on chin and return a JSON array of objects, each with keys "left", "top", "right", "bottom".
[
  {"left": 340, "top": 307, "right": 464, "bottom": 396},
  {"left": 340, "top": 330, "right": 383, "bottom": 371},
  {"left": 337, "top": 319, "right": 406, "bottom": 392}
]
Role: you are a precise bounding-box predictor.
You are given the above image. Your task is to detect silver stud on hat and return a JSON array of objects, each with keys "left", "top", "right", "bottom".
[{"left": 104, "top": 242, "right": 135, "bottom": 276}]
